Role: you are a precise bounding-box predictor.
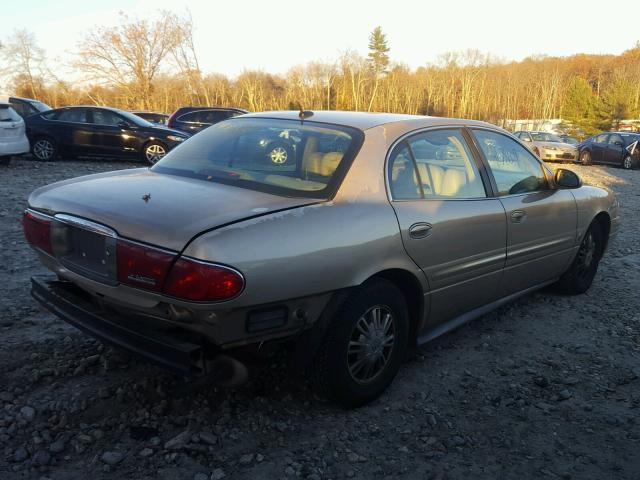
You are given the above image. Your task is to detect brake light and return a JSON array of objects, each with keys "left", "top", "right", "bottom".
[
  {"left": 163, "top": 258, "right": 244, "bottom": 301},
  {"left": 23, "top": 210, "right": 53, "bottom": 254},
  {"left": 116, "top": 239, "right": 175, "bottom": 292}
]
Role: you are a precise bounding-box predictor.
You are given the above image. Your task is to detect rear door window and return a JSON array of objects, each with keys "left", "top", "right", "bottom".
[
  {"left": 407, "top": 129, "right": 487, "bottom": 199},
  {"left": 91, "top": 109, "right": 123, "bottom": 126},
  {"left": 0, "top": 106, "right": 22, "bottom": 122},
  {"left": 56, "top": 108, "right": 88, "bottom": 123}
]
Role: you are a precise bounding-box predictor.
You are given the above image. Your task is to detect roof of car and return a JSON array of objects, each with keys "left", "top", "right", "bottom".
[{"left": 240, "top": 110, "right": 497, "bottom": 131}]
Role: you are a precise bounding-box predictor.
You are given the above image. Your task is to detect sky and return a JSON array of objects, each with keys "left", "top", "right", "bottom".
[{"left": 3, "top": 0, "right": 640, "bottom": 78}]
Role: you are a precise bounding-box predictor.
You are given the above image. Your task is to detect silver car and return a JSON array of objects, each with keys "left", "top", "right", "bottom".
[
  {"left": 24, "top": 112, "right": 619, "bottom": 407},
  {"left": 514, "top": 131, "right": 578, "bottom": 162}
]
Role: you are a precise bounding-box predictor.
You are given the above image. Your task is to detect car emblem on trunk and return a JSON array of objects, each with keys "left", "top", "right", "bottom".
[{"left": 142, "top": 193, "right": 151, "bottom": 202}]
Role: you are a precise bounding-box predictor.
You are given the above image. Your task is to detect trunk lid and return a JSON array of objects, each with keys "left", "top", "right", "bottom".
[{"left": 28, "top": 168, "right": 318, "bottom": 251}]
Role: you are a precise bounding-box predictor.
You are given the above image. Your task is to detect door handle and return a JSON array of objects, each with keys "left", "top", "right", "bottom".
[
  {"left": 409, "top": 222, "right": 433, "bottom": 239},
  {"left": 510, "top": 210, "right": 527, "bottom": 223}
]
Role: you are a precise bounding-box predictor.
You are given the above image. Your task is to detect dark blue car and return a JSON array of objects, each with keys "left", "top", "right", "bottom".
[
  {"left": 25, "top": 106, "right": 190, "bottom": 164},
  {"left": 167, "top": 107, "right": 248, "bottom": 134},
  {"left": 577, "top": 132, "right": 640, "bottom": 170}
]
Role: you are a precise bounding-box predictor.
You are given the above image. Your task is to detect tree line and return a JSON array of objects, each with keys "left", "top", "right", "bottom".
[{"left": 1, "top": 12, "right": 639, "bottom": 135}]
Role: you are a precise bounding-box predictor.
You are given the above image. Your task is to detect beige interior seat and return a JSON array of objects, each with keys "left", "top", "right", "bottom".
[
  {"left": 440, "top": 168, "right": 468, "bottom": 196},
  {"left": 416, "top": 163, "right": 445, "bottom": 195},
  {"left": 304, "top": 151, "right": 344, "bottom": 177}
]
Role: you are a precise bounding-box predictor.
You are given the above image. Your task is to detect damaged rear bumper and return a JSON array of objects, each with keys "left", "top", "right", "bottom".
[{"left": 31, "top": 275, "right": 205, "bottom": 374}]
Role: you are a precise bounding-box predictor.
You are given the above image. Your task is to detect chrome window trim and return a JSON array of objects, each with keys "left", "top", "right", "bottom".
[{"left": 385, "top": 124, "right": 493, "bottom": 203}]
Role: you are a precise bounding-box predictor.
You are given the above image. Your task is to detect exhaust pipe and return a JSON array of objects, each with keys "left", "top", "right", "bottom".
[{"left": 204, "top": 354, "right": 249, "bottom": 388}]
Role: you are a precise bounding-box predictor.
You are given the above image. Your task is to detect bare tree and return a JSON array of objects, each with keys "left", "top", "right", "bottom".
[
  {"left": 76, "top": 11, "right": 189, "bottom": 109},
  {"left": 0, "top": 29, "right": 47, "bottom": 98}
]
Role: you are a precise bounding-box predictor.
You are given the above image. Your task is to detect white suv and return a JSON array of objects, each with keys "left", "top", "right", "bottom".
[{"left": 0, "top": 102, "right": 30, "bottom": 165}]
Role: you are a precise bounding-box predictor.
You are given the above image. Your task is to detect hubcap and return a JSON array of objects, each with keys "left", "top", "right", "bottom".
[
  {"left": 347, "top": 305, "right": 396, "bottom": 384},
  {"left": 576, "top": 231, "right": 596, "bottom": 277},
  {"left": 269, "top": 146, "right": 288, "bottom": 164},
  {"left": 34, "top": 140, "right": 53, "bottom": 160},
  {"left": 145, "top": 144, "right": 166, "bottom": 164},
  {"left": 623, "top": 157, "right": 631, "bottom": 169}
]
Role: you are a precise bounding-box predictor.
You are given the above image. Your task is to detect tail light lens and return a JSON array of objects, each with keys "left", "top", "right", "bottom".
[
  {"left": 23, "top": 210, "right": 53, "bottom": 254},
  {"left": 163, "top": 258, "right": 244, "bottom": 301},
  {"left": 116, "top": 239, "right": 175, "bottom": 292}
]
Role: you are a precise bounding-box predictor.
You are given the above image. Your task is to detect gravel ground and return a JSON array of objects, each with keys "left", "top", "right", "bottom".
[{"left": 0, "top": 157, "right": 639, "bottom": 480}]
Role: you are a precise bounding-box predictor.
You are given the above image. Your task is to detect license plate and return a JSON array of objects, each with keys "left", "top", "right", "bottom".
[{"left": 54, "top": 223, "right": 117, "bottom": 284}]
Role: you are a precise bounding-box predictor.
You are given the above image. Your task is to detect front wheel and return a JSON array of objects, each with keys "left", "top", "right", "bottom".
[
  {"left": 580, "top": 150, "right": 592, "bottom": 166},
  {"left": 554, "top": 222, "right": 604, "bottom": 294},
  {"left": 310, "top": 279, "right": 409, "bottom": 408},
  {"left": 32, "top": 137, "right": 57, "bottom": 161},
  {"left": 142, "top": 141, "right": 167, "bottom": 165}
]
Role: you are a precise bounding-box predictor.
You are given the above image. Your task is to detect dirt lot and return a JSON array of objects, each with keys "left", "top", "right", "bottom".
[{"left": 1, "top": 157, "right": 639, "bottom": 480}]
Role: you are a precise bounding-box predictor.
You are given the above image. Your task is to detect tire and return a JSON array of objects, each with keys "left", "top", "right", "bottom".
[
  {"left": 580, "top": 150, "right": 592, "bottom": 166},
  {"left": 310, "top": 278, "right": 410, "bottom": 408},
  {"left": 0, "top": 156, "right": 10, "bottom": 166},
  {"left": 32, "top": 137, "right": 57, "bottom": 161},
  {"left": 554, "top": 221, "right": 604, "bottom": 295},
  {"left": 142, "top": 141, "right": 167, "bottom": 165},
  {"left": 622, "top": 155, "right": 635, "bottom": 170},
  {"left": 265, "top": 141, "right": 293, "bottom": 165}
]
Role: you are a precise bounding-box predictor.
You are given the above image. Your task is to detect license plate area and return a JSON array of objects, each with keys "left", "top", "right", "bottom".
[{"left": 52, "top": 216, "right": 118, "bottom": 285}]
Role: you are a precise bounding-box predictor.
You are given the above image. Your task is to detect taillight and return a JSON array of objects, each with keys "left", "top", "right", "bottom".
[
  {"left": 116, "top": 239, "right": 175, "bottom": 292},
  {"left": 163, "top": 258, "right": 244, "bottom": 301},
  {"left": 23, "top": 210, "right": 53, "bottom": 254}
]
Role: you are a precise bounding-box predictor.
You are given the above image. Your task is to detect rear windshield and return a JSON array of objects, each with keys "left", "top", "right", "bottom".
[
  {"left": 0, "top": 106, "right": 21, "bottom": 122},
  {"left": 152, "top": 117, "right": 363, "bottom": 198}
]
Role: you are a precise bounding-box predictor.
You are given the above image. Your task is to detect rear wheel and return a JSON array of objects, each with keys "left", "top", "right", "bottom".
[
  {"left": 554, "top": 221, "right": 604, "bottom": 294},
  {"left": 580, "top": 150, "right": 592, "bottom": 166},
  {"left": 142, "top": 141, "right": 167, "bottom": 165},
  {"left": 32, "top": 137, "right": 57, "bottom": 161},
  {"left": 310, "top": 279, "right": 409, "bottom": 408},
  {"left": 622, "top": 155, "right": 635, "bottom": 170}
]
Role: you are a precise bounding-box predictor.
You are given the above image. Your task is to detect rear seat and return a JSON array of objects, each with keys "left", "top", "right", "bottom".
[{"left": 416, "top": 163, "right": 469, "bottom": 197}]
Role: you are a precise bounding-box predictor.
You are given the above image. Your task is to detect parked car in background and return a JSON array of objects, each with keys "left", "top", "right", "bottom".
[
  {"left": 0, "top": 95, "right": 51, "bottom": 119},
  {"left": 577, "top": 132, "right": 640, "bottom": 169},
  {"left": 167, "top": 106, "right": 248, "bottom": 134},
  {"left": 513, "top": 131, "right": 578, "bottom": 162},
  {"left": 0, "top": 102, "right": 30, "bottom": 165},
  {"left": 131, "top": 111, "right": 169, "bottom": 126},
  {"left": 559, "top": 134, "right": 579, "bottom": 145},
  {"left": 25, "top": 106, "right": 190, "bottom": 164},
  {"left": 25, "top": 111, "right": 618, "bottom": 407}
]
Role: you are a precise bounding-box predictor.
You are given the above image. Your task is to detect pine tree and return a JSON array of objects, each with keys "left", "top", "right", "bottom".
[
  {"left": 366, "top": 26, "right": 390, "bottom": 111},
  {"left": 367, "top": 26, "right": 390, "bottom": 77}
]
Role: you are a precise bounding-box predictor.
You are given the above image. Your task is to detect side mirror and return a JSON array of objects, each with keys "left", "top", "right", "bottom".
[
  {"left": 614, "top": 140, "right": 624, "bottom": 147},
  {"left": 554, "top": 168, "right": 581, "bottom": 189}
]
